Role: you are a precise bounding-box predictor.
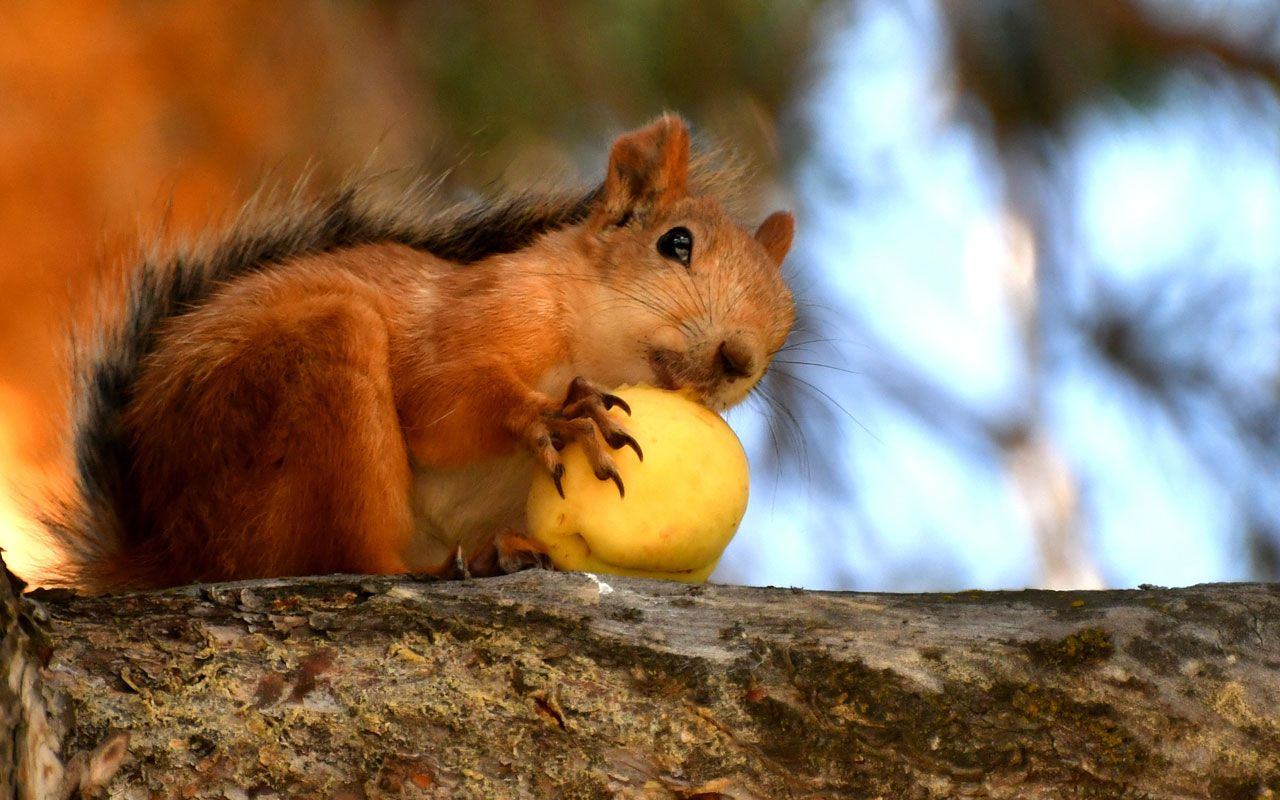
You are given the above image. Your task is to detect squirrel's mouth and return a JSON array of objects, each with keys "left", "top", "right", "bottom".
[
  {"left": 647, "top": 347, "right": 743, "bottom": 411},
  {"left": 647, "top": 349, "right": 682, "bottom": 392}
]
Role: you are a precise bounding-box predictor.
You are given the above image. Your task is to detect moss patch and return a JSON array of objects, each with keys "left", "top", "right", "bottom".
[
  {"left": 1024, "top": 627, "right": 1114, "bottom": 669},
  {"left": 733, "top": 640, "right": 1150, "bottom": 795}
]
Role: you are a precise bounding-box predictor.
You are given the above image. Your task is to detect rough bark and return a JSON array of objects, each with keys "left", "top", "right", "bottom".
[
  {"left": 9, "top": 569, "right": 1280, "bottom": 799},
  {"left": 1, "top": 565, "right": 127, "bottom": 800}
]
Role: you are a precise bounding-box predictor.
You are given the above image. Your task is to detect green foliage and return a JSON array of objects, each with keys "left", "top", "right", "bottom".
[{"left": 378, "top": 0, "right": 826, "bottom": 183}]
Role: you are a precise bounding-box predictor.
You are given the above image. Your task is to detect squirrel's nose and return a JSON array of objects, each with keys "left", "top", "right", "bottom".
[{"left": 716, "top": 335, "right": 757, "bottom": 380}]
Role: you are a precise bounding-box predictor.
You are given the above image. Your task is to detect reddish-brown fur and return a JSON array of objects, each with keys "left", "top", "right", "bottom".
[{"left": 64, "top": 115, "right": 796, "bottom": 591}]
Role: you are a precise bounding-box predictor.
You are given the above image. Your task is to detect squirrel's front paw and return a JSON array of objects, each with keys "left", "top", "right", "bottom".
[{"left": 526, "top": 377, "right": 643, "bottom": 498}]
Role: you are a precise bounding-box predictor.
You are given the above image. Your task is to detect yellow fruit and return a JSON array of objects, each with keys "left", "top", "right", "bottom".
[{"left": 525, "top": 385, "right": 749, "bottom": 583}]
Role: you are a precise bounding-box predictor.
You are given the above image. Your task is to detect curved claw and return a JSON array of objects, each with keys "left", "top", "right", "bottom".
[
  {"left": 552, "top": 463, "right": 566, "bottom": 499},
  {"left": 601, "top": 393, "right": 631, "bottom": 416},
  {"left": 590, "top": 459, "right": 628, "bottom": 498},
  {"left": 606, "top": 430, "right": 644, "bottom": 462}
]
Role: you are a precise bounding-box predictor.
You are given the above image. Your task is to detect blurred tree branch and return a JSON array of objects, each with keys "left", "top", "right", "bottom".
[
  {"left": 947, "top": 0, "right": 1280, "bottom": 137},
  {"left": 933, "top": 0, "right": 1280, "bottom": 580}
]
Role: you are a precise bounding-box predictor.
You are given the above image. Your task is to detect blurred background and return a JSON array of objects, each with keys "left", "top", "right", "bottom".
[{"left": 1, "top": 0, "right": 1278, "bottom": 591}]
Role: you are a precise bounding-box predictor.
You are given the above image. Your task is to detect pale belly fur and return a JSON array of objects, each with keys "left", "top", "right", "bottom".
[{"left": 406, "top": 452, "right": 536, "bottom": 570}]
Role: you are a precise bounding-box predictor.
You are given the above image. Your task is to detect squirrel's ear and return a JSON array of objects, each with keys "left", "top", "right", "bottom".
[
  {"left": 595, "top": 114, "right": 690, "bottom": 226},
  {"left": 755, "top": 211, "right": 794, "bottom": 267}
]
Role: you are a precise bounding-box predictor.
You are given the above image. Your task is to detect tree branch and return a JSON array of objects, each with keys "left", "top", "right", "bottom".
[{"left": 9, "top": 570, "right": 1276, "bottom": 798}]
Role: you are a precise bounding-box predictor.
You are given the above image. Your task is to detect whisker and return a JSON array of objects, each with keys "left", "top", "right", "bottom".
[
  {"left": 778, "top": 336, "right": 861, "bottom": 351},
  {"left": 771, "top": 359, "right": 864, "bottom": 377},
  {"left": 750, "top": 389, "right": 788, "bottom": 507},
  {"left": 773, "top": 369, "right": 878, "bottom": 442},
  {"left": 677, "top": 265, "right": 706, "bottom": 321},
  {"left": 752, "top": 379, "right": 813, "bottom": 489}
]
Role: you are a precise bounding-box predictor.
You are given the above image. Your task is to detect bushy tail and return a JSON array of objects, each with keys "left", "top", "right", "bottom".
[{"left": 42, "top": 177, "right": 600, "bottom": 591}]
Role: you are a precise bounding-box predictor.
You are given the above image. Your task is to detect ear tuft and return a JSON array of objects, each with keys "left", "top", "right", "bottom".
[
  {"left": 754, "top": 211, "right": 794, "bottom": 267},
  {"left": 596, "top": 114, "right": 691, "bottom": 226}
]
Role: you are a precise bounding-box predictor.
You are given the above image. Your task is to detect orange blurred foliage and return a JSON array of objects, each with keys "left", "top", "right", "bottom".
[{"left": 0, "top": 1, "right": 429, "bottom": 580}]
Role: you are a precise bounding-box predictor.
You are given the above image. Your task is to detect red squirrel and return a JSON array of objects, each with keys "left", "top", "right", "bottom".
[{"left": 45, "top": 114, "right": 795, "bottom": 592}]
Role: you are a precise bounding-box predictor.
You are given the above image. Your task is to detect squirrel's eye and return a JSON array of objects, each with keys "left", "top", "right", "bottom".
[{"left": 657, "top": 226, "right": 693, "bottom": 267}]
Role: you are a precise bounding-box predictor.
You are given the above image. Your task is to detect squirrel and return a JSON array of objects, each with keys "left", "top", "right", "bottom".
[{"left": 42, "top": 114, "right": 796, "bottom": 593}]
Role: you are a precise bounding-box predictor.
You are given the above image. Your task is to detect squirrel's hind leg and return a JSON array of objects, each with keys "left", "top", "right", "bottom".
[
  {"left": 130, "top": 288, "right": 414, "bottom": 583},
  {"left": 237, "top": 294, "right": 415, "bottom": 578}
]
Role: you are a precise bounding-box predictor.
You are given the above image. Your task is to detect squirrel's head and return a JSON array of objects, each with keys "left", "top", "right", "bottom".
[{"left": 577, "top": 114, "right": 795, "bottom": 412}]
